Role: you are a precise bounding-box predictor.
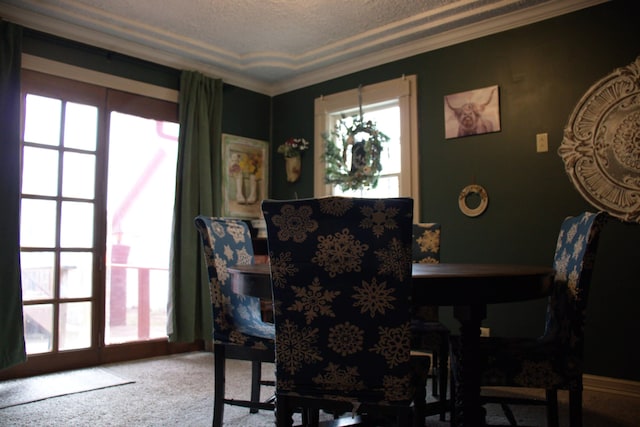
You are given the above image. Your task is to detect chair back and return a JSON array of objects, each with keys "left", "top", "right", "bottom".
[
  {"left": 412, "top": 223, "right": 441, "bottom": 264},
  {"left": 262, "top": 197, "right": 414, "bottom": 405},
  {"left": 412, "top": 223, "right": 441, "bottom": 321},
  {"left": 194, "top": 216, "right": 274, "bottom": 343},
  {"left": 542, "top": 211, "right": 607, "bottom": 357}
]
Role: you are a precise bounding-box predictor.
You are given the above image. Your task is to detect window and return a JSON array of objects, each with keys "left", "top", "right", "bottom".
[{"left": 313, "top": 76, "right": 419, "bottom": 217}]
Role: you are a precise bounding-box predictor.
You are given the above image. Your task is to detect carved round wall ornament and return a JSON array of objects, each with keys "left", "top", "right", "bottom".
[
  {"left": 458, "top": 184, "right": 489, "bottom": 217},
  {"left": 559, "top": 57, "right": 640, "bottom": 223}
]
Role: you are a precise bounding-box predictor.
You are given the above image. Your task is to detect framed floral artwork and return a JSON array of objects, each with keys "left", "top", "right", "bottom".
[{"left": 221, "top": 134, "right": 269, "bottom": 218}]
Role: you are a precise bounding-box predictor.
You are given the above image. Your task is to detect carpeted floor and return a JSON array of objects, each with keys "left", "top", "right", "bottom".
[{"left": 0, "top": 351, "right": 638, "bottom": 426}]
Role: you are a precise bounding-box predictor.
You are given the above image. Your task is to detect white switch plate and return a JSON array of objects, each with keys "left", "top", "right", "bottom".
[{"left": 536, "top": 133, "right": 548, "bottom": 152}]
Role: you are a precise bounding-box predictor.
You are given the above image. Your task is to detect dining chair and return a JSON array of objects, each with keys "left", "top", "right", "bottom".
[
  {"left": 410, "top": 222, "right": 450, "bottom": 421},
  {"left": 262, "top": 196, "right": 429, "bottom": 427},
  {"left": 449, "top": 211, "right": 608, "bottom": 427},
  {"left": 194, "top": 216, "right": 276, "bottom": 427}
]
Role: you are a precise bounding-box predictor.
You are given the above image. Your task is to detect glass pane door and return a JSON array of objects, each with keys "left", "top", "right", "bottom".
[
  {"left": 20, "top": 93, "right": 99, "bottom": 354},
  {"left": 14, "top": 70, "right": 187, "bottom": 379},
  {"left": 104, "top": 112, "right": 178, "bottom": 344}
]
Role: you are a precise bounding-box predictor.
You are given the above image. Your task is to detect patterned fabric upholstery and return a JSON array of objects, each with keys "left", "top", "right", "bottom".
[
  {"left": 410, "top": 222, "right": 450, "bottom": 421},
  {"left": 194, "top": 216, "right": 275, "bottom": 344},
  {"left": 262, "top": 197, "right": 424, "bottom": 425},
  {"left": 194, "top": 216, "right": 275, "bottom": 427},
  {"left": 412, "top": 223, "right": 441, "bottom": 264},
  {"left": 450, "top": 211, "right": 607, "bottom": 426},
  {"left": 412, "top": 223, "right": 441, "bottom": 321}
]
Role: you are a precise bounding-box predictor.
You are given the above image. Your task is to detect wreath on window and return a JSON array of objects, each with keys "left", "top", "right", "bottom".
[{"left": 322, "top": 115, "right": 390, "bottom": 191}]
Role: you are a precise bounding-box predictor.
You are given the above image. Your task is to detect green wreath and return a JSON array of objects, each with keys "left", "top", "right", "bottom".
[{"left": 322, "top": 116, "right": 390, "bottom": 191}]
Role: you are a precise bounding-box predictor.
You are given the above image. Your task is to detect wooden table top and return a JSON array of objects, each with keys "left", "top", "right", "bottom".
[
  {"left": 411, "top": 263, "right": 555, "bottom": 305},
  {"left": 228, "top": 263, "right": 555, "bottom": 306}
]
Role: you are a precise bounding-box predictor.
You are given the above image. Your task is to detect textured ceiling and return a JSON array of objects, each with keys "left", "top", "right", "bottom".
[{"left": 1, "top": 0, "right": 606, "bottom": 95}]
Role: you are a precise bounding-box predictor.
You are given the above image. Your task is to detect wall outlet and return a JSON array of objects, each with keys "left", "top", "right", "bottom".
[
  {"left": 536, "top": 133, "right": 548, "bottom": 152},
  {"left": 480, "top": 327, "right": 490, "bottom": 337}
]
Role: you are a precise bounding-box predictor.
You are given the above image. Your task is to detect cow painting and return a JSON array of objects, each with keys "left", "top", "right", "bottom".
[{"left": 444, "top": 85, "right": 501, "bottom": 139}]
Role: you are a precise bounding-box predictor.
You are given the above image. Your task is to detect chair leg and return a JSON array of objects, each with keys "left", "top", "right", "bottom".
[
  {"left": 397, "top": 407, "right": 411, "bottom": 427},
  {"left": 546, "top": 389, "right": 559, "bottom": 427},
  {"left": 250, "top": 360, "right": 262, "bottom": 413},
  {"left": 413, "top": 377, "right": 427, "bottom": 427},
  {"left": 438, "top": 335, "right": 449, "bottom": 421},
  {"left": 449, "top": 351, "right": 457, "bottom": 427},
  {"left": 569, "top": 389, "right": 583, "bottom": 427},
  {"left": 500, "top": 403, "right": 518, "bottom": 426},
  {"left": 275, "top": 396, "right": 294, "bottom": 427},
  {"left": 213, "top": 344, "right": 226, "bottom": 427},
  {"left": 304, "top": 407, "right": 319, "bottom": 427},
  {"left": 411, "top": 354, "right": 429, "bottom": 427},
  {"left": 432, "top": 351, "right": 439, "bottom": 397}
]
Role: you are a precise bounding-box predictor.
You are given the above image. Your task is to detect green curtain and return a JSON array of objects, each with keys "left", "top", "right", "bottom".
[
  {"left": 168, "top": 71, "right": 223, "bottom": 343},
  {"left": 0, "top": 21, "right": 27, "bottom": 370}
]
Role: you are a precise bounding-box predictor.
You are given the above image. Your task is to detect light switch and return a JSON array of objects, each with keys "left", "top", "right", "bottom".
[{"left": 536, "top": 133, "right": 548, "bottom": 153}]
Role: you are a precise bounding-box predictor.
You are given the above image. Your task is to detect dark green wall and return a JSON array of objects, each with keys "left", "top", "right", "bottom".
[
  {"left": 23, "top": 28, "right": 181, "bottom": 90},
  {"left": 221, "top": 84, "right": 271, "bottom": 141},
  {"left": 272, "top": 0, "right": 640, "bottom": 381},
  {"left": 18, "top": 0, "right": 640, "bottom": 382}
]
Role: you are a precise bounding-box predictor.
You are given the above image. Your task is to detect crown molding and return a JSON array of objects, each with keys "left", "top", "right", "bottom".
[
  {"left": 273, "top": 0, "right": 608, "bottom": 95},
  {"left": 1, "top": 0, "right": 608, "bottom": 96},
  {"left": 0, "top": 2, "right": 272, "bottom": 94}
]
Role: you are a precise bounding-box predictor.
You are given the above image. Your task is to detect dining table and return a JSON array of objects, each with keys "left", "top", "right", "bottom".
[{"left": 227, "top": 262, "right": 555, "bottom": 427}]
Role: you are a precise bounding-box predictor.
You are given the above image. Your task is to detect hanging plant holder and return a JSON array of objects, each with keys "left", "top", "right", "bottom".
[
  {"left": 277, "top": 137, "right": 309, "bottom": 184},
  {"left": 284, "top": 154, "right": 302, "bottom": 182},
  {"left": 322, "top": 87, "right": 389, "bottom": 191}
]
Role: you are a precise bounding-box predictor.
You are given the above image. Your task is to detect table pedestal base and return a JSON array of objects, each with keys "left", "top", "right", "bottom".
[{"left": 453, "top": 304, "right": 487, "bottom": 427}]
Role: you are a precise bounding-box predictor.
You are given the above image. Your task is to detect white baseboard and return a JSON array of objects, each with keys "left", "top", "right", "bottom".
[{"left": 584, "top": 374, "right": 640, "bottom": 399}]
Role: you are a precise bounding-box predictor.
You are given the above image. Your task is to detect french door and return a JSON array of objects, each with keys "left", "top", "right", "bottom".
[{"left": 4, "top": 70, "right": 196, "bottom": 379}]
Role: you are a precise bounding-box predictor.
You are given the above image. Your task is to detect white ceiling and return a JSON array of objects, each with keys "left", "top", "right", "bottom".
[{"left": 1, "top": 0, "right": 606, "bottom": 95}]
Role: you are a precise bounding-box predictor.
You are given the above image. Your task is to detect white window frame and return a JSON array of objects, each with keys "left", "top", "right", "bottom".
[{"left": 313, "top": 75, "right": 420, "bottom": 219}]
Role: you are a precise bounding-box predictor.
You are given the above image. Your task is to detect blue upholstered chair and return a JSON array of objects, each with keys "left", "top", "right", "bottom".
[
  {"left": 449, "top": 211, "right": 607, "bottom": 427},
  {"left": 262, "top": 197, "right": 428, "bottom": 427},
  {"left": 410, "top": 223, "right": 450, "bottom": 421},
  {"left": 194, "top": 216, "right": 275, "bottom": 427},
  {"left": 412, "top": 223, "right": 441, "bottom": 265}
]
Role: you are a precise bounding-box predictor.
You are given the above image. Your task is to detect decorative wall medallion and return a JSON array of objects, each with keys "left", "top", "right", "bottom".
[
  {"left": 559, "top": 57, "right": 640, "bottom": 223},
  {"left": 458, "top": 184, "right": 489, "bottom": 217}
]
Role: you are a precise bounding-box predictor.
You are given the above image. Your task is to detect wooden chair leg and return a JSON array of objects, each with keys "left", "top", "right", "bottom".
[
  {"left": 213, "top": 344, "right": 226, "bottom": 427},
  {"left": 546, "top": 389, "right": 559, "bottom": 427},
  {"left": 432, "top": 352, "right": 439, "bottom": 396},
  {"left": 449, "top": 358, "right": 457, "bottom": 427},
  {"left": 275, "top": 396, "right": 294, "bottom": 427},
  {"left": 398, "top": 409, "right": 411, "bottom": 427},
  {"left": 306, "top": 407, "right": 319, "bottom": 427},
  {"left": 250, "top": 360, "right": 261, "bottom": 413},
  {"left": 569, "top": 389, "right": 583, "bottom": 427},
  {"left": 500, "top": 403, "right": 518, "bottom": 426},
  {"left": 411, "top": 354, "right": 429, "bottom": 427},
  {"left": 438, "top": 334, "right": 449, "bottom": 421}
]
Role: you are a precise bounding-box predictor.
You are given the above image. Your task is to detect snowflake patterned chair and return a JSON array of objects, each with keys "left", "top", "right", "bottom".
[
  {"left": 449, "top": 211, "right": 607, "bottom": 427},
  {"left": 410, "top": 223, "right": 451, "bottom": 421},
  {"left": 194, "top": 216, "right": 276, "bottom": 427},
  {"left": 262, "top": 197, "right": 429, "bottom": 427}
]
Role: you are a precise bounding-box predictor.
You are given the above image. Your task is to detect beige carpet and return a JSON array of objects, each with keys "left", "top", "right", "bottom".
[
  {"left": 0, "top": 367, "right": 134, "bottom": 410},
  {"left": 0, "top": 351, "right": 638, "bottom": 426}
]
